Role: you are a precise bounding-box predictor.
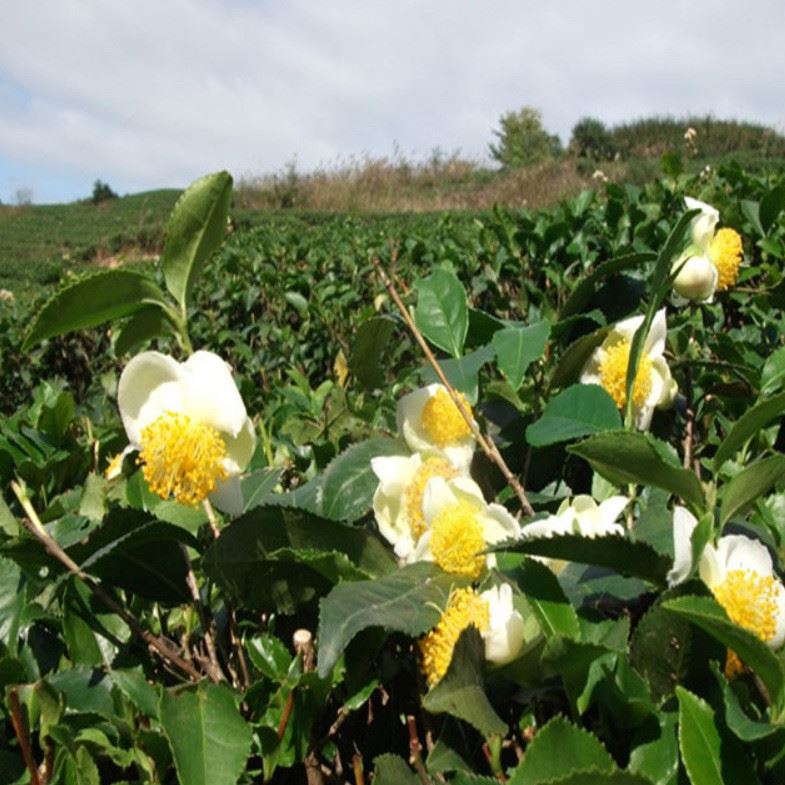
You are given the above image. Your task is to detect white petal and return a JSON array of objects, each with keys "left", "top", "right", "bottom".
[
  {"left": 597, "top": 496, "right": 629, "bottom": 529},
  {"left": 408, "top": 531, "right": 433, "bottom": 564},
  {"left": 182, "top": 351, "right": 248, "bottom": 437},
  {"left": 685, "top": 197, "right": 719, "bottom": 248},
  {"left": 633, "top": 401, "right": 655, "bottom": 431},
  {"left": 371, "top": 454, "right": 419, "bottom": 494},
  {"left": 770, "top": 582, "right": 785, "bottom": 649},
  {"left": 372, "top": 482, "right": 416, "bottom": 558},
  {"left": 699, "top": 543, "right": 724, "bottom": 589},
  {"left": 668, "top": 506, "right": 699, "bottom": 586},
  {"left": 210, "top": 476, "right": 244, "bottom": 516},
  {"left": 611, "top": 312, "right": 645, "bottom": 344},
  {"left": 481, "top": 583, "right": 525, "bottom": 664},
  {"left": 643, "top": 309, "right": 667, "bottom": 359},
  {"left": 222, "top": 417, "right": 256, "bottom": 475},
  {"left": 721, "top": 535, "right": 774, "bottom": 577},
  {"left": 579, "top": 348, "right": 605, "bottom": 385},
  {"left": 397, "top": 385, "right": 438, "bottom": 453},
  {"left": 449, "top": 476, "right": 487, "bottom": 507},
  {"left": 118, "top": 351, "right": 184, "bottom": 446},
  {"left": 672, "top": 253, "right": 718, "bottom": 302},
  {"left": 442, "top": 442, "right": 475, "bottom": 473},
  {"left": 421, "top": 476, "right": 458, "bottom": 524},
  {"left": 481, "top": 503, "right": 521, "bottom": 544}
]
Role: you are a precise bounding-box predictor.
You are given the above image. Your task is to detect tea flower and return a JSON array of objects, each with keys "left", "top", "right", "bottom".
[
  {"left": 118, "top": 350, "right": 256, "bottom": 513},
  {"left": 521, "top": 494, "right": 628, "bottom": 573},
  {"left": 371, "top": 453, "right": 462, "bottom": 559},
  {"left": 672, "top": 197, "right": 744, "bottom": 301},
  {"left": 419, "top": 584, "right": 524, "bottom": 686},
  {"left": 410, "top": 476, "right": 519, "bottom": 580},
  {"left": 397, "top": 384, "right": 476, "bottom": 472},
  {"left": 580, "top": 308, "right": 676, "bottom": 430},
  {"left": 670, "top": 507, "right": 785, "bottom": 675}
]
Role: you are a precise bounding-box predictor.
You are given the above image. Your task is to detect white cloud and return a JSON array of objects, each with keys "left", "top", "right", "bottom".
[{"left": 0, "top": 0, "right": 784, "bottom": 201}]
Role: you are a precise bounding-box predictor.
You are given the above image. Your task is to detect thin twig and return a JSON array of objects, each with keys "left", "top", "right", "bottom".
[
  {"left": 406, "top": 715, "right": 432, "bottom": 785},
  {"left": 9, "top": 688, "right": 41, "bottom": 785},
  {"left": 183, "top": 550, "right": 223, "bottom": 684},
  {"left": 276, "top": 690, "right": 296, "bottom": 742},
  {"left": 352, "top": 753, "right": 365, "bottom": 785},
  {"left": 11, "top": 481, "right": 202, "bottom": 682},
  {"left": 373, "top": 258, "right": 534, "bottom": 517},
  {"left": 203, "top": 498, "right": 221, "bottom": 540}
]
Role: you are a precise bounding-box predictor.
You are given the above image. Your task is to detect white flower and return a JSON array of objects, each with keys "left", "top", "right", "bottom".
[
  {"left": 370, "top": 453, "right": 462, "bottom": 559},
  {"left": 410, "top": 476, "right": 519, "bottom": 579},
  {"left": 672, "top": 252, "right": 719, "bottom": 302},
  {"left": 521, "top": 494, "right": 627, "bottom": 573},
  {"left": 684, "top": 197, "right": 719, "bottom": 250},
  {"left": 397, "top": 384, "right": 476, "bottom": 472},
  {"left": 480, "top": 583, "right": 525, "bottom": 664},
  {"left": 117, "top": 350, "right": 256, "bottom": 514},
  {"left": 580, "top": 308, "right": 677, "bottom": 430},
  {"left": 670, "top": 507, "right": 785, "bottom": 653}
]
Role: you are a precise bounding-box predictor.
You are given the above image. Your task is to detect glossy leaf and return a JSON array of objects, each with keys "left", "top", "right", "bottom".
[
  {"left": 676, "top": 686, "right": 724, "bottom": 785},
  {"left": 350, "top": 316, "right": 397, "bottom": 389},
  {"left": 719, "top": 454, "right": 785, "bottom": 525},
  {"left": 713, "top": 392, "right": 785, "bottom": 470},
  {"left": 414, "top": 267, "right": 468, "bottom": 358},
  {"left": 492, "top": 321, "right": 550, "bottom": 389}
]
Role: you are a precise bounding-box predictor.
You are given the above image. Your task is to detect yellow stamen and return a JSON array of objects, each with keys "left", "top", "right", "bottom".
[
  {"left": 430, "top": 498, "right": 485, "bottom": 579},
  {"left": 713, "top": 569, "right": 779, "bottom": 677},
  {"left": 420, "top": 388, "right": 473, "bottom": 447},
  {"left": 404, "top": 457, "right": 460, "bottom": 539},
  {"left": 138, "top": 412, "right": 227, "bottom": 507},
  {"left": 708, "top": 227, "right": 743, "bottom": 291},
  {"left": 419, "top": 588, "right": 489, "bottom": 686},
  {"left": 598, "top": 340, "right": 653, "bottom": 411}
]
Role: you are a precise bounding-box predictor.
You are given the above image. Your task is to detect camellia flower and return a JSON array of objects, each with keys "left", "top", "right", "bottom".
[
  {"left": 409, "top": 476, "right": 520, "bottom": 580},
  {"left": 117, "top": 350, "right": 256, "bottom": 513},
  {"left": 419, "top": 583, "right": 525, "bottom": 686},
  {"left": 672, "top": 197, "right": 744, "bottom": 301},
  {"left": 397, "top": 384, "right": 476, "bottom": 472},
  {"left": 371, "top": 453, "right": 462, "bottom": 559},
  {"left": 670, "top": 507, "right": 785, "bottom": 676},
  {"left": 521, "top": 494, "right": 628, "bottom": 573},
  {"left": 580, "top": 308, "right": 677, "bottom": 430}
]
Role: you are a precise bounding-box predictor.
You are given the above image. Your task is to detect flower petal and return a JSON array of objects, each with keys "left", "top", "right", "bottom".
[
  {"left": 210, "top": 476, "right": 245, "bottom": 516},
  {"left": 770, "top": 582, "right": 785, "bottom": 649},
  {"left": 481, "top": 503, "right": 521, "bottom": 545},
  {"left": 685, "top": 197, "right": 719, "bottom": 249},
  {"left": 643, "top": 309, "right": 667, "bottom": 358},
  {"left": 222, "top": 417, "right": 256, "bottom": 475},
  {"left": 481, "top": 583, "right": 525, "bottom": 664},
  {"left": 371, "top": 455, "right": 419, "bottom": 494},
  {"left": 720, "top": 534, "right": 774, "bottom": 577},
  {"left": 396, "top": 385, "right": 437, "bottom": 453},
  {"left": 668, "top": 506, "right": 699, "bottom": 586},
  {"left": 118, "top": 351, "right": 184, "bottom": 446},
  {"left": 421, "top": 476, "right": 458, "bottom": 524},
  {"left": 182, "top": 351, "right": 248, "bottom": 437}
]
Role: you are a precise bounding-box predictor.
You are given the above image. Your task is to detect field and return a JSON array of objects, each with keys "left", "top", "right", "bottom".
[{"left": 1, "top": 137, "right": 785, "bottom": 783}]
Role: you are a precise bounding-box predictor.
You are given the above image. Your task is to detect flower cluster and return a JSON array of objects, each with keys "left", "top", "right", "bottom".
[{"left": 372, "top": 383, "right": 525, "bottom": 684}]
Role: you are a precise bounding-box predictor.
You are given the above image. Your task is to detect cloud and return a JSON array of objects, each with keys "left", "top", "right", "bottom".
[{"left": 0, "top": 0, "right": 783, "bottom": 201}]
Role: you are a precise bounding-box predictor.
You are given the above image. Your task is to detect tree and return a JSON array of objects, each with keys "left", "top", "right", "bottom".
[
  {"left": 489, "top": 106, "right": 561, "bottom": 168},
  {"left": 570, "top": 117, "right": 616, "bottom": 160},
  {"left": 92, "top": 179, "right": 118, "bottom": 204}
]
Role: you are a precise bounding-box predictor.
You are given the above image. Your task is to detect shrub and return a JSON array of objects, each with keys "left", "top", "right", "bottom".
[
  {"left": 489, "top": 106, "right": 562, "bottom": 168},
  {"left": 570, "top": 117, "right": 617, "bottom": 160},
  {"left": 91, "top": 179, "right": 118, "bottom": 204}
]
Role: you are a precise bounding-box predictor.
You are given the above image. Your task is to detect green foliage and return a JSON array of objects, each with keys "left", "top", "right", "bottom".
[
  {"left": 489, "top": 105, "right": 562, "bottom": 168},
  {"left": 571, "top": 117, "right": 617, "bottom": 161},
  {"left": 90, "top": 180, "right": 118, "bottom": 204}
]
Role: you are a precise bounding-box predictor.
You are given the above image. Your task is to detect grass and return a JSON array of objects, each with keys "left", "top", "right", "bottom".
[{"left": 0, "top": 190, "right": 180, "bottom": 298}]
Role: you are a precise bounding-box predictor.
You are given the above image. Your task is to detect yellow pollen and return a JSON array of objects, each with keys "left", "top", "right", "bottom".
[
  {"left": 598, "top": 340, "right": 653, "bottom": 411},
  {"left": 430, "top": 499, "right": 486, "bottom": 579},
  {"left": 708, "top": 228, "right": 743, "bottom": 291},
  {"left": 420, "top": 388, "right": 473, "bottom": 447},
  {"left": 419, "top": 588, "right": 489, "bottom": 686},
  {"left": 713, "top": 569, "right": 779, "bottom": 676},
  {"left": 404, "top": 457, "right": 460, "bottom": 540},
  {"left": 138, "top": 411, "right": 228, "bottom": 507}
]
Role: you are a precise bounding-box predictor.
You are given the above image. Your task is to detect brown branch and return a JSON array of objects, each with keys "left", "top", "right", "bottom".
[
  {"left": 276, "top": 689, "right": 296, "bottom": 742},
  {"left": 183, "top": 551, "right": 223, "bottom": 684},
  {"left": 372, "top": 258, "right": 534, "bottom": 518},
  {"left": 406, "top": 715, "right": 432, "bottom": 785},
  {"left": 9, "top": 688, "right": 41, "bottom": 785},
  {"left": 11, "top": 481, "right": 202, "bottom": 683},
  {"left": 352, "top": 753, "right": 365, "bottom": 785}
]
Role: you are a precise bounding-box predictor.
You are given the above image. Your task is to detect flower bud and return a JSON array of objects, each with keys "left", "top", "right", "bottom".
[
  {"left": 480, "top": 584, "right": 525, "bottom": 664},
  {"left": 672, "top": 252, "right": 718, "bottom": 302}
]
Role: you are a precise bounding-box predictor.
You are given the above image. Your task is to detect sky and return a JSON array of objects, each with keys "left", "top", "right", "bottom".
[{"left": 1, "top": 1, "right": 784, "bottom": 204}]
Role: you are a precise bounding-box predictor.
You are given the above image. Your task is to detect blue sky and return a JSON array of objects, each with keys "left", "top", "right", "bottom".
[{"left": 1, "top": 0, "right": 784, "bottom": 204}]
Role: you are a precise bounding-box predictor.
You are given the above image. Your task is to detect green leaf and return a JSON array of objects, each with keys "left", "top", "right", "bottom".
[
  {"left": 316, "top": 562, "right": 469, "bottom": 677},
  {"left": 159, "top": 682, "right": 252, "bottom": 785},
  {"left": 114, "top": 304, "right": 178, "bottom": 356},
  {"left": 760, "top": 183, "right": 785, "bottom": 234},
  {"left": 741, "top": 199, "right": 764, "bottom": 238},
  {"left": 203, "top": 505, "right": 395, "bottom": 614},
  {"left": 0, "top": 556, "right": 25, "bottom": 656},
  {"left": 350, "top": 316, "right": 396, "bottom": 389},
  {"left": 760, "top": 346, "right": 785, "bottom": 395},
  {"left": 628, "top": 711, "right": 678, "bottom": 785},
  {"left": 526, "top": 773, "right": 656, "bottom": 785},
  {"left": 549, "top": 326, "right": 610, "bottom": 390},
  {"left": 423, "top": 628, "right": 506, "bottom": 738},
  {"left": 513, "top": 558, "right": 580, "bottom": 639},
  {"left": 23, "top": 270, "right": 168, "bottom": 350},
  {"left": 239, "top": 468, "right": 282, "bottom": 512},
  {"left": 625, "top": 210, "right": 694, "bottom": 425},
  {"left": 713, "top": 392, "right": 785, "bottom": 470},
  {"left": 281, "top": 438, "right": 405, "bottom": 522},
  {"left": 161, "top": 171, "right": 233, "bottom": 313},
  {"left": 372, "top": 754, "right": 419, "bottom": 785},
  {"left": 666, "top": 595, "right": 785, "bottom": 710},
  {"left": 559, "top": 252, "right": 655, "bottom": 320},
  {"left": 500, "top": 532, "right": 671, "bottom": 586},
  {"left": 676, "top": 686, "right": 724, "bottom": 785},
  {"left": 526, "top": 384, "right": 621, "bottom": 447},
  {"left": 110, "top": 667, "right": 159, "bottom": 719},
  {"left": 420, "top": 345, "right": 495, "bottom": 403},
  {"left": 569, "top": 431, "right": 705, "bottom": 511},
  {"left": 78, "top": 473, "right": 107, "bottom": 524},
  {"left": 492, "top": 321, "right": 550, "bottom": 389},
  {"left": 508, "top": 715, "right": 615, "bottom": 785},
  {"left": 719, "top": 454, "right": 785, "bottom": 525},
  {"left": 414, "top": 267, "right": 468, "bottom": 358}
]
